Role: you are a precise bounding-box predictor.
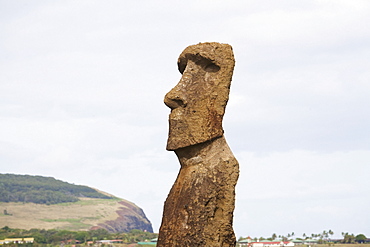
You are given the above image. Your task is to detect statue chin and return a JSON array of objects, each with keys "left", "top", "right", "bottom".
[{"left": 166, "top": 116, "right": 224, "bottom": 151}]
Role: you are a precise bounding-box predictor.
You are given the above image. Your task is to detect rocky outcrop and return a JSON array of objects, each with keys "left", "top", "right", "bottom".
[
  {"left": 158, "top": 42, "right": 239, "bottom": 247},
  {"left": 97, "top": 201, "right": 153, "bottom": 233},
  {"left": 0, "top": 192, "right": 153, "bottom": 233}
]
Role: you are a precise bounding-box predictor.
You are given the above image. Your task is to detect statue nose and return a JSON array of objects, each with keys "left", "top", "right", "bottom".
[
  {"left": 164, "top": 60, "right": 194, "bottom": 109},
  {"left": 164, "top": 87, "right": 187, "bottom": 109}
]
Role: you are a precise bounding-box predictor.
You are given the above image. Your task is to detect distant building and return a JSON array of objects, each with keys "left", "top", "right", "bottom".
[
  {"left": 60, "top": 239, "right": 81, "bottom": 245},
  {"left": 238, "top": 240, "right": 294, "bottom": 247},
  {"left": 0, "top": 238, "right": 34, "bottom": 244},
  {"left": 95, "top": 239, "right": 124, "bottom": 245},
  {"left": 302, "top": 239, "right": 318, "bottom": 246},
  {"left": 137, "top": 238, "right": 157, "bottom": 245},
  {"left": 292, "top": 239, "right": 304, "bottom": 245}
]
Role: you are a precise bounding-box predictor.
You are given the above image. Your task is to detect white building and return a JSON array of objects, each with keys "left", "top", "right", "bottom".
[
  {"left": 238, "top": 240, "right": 295, "bottom": 247},
  {"left": 0, "top": 238, "right": 34, "bottom": 244}
]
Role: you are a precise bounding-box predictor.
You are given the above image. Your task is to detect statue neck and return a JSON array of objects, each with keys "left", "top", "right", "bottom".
[{"left": 174, "top": 136, "right": 233, "bottom": 167}]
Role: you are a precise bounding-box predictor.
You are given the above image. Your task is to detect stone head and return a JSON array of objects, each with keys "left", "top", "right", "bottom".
[{"left": 164, "top": 42, "right": 235, "bottom": 151}]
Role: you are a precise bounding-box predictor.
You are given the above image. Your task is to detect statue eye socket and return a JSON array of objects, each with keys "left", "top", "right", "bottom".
[
  {"left": 204, "top": 63, "right": 220, "bottom": 72},
  {"left": 178, "top": 61, "right": 186, "bottom": 74},
  {"left": 178, "top": 54, "right": 221, "bottom": 74}
]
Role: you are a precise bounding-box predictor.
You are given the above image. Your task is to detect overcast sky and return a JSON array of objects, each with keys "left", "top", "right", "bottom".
[{"left": 1, "top": 0, "right": 370, "bottom": 239}]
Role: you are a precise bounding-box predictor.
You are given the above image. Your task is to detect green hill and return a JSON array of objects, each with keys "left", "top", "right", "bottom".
[
  {"left": 0, "top": 174, "right": 153, "bottom": 233},
  {"left": 0, "top": 174, "right": 112, "bottom": 205}
]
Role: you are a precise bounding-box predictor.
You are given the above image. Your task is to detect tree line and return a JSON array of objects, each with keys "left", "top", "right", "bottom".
[
  {"left": 341, "top": 232, "right": 367, "bottom": 244},
  {"left": 0, "top": 174, "right": 113, "bottom": 205},
  {"left": 0, "top": 226, "right": 157, "bottom": 245},
  {"left": 239, "top": 230, "right": 368, "bottom": 244}
]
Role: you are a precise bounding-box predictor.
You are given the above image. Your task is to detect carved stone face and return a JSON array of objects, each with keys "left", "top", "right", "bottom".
[{"left": 164, "top": 42, "right": 235, "bottom": 150}]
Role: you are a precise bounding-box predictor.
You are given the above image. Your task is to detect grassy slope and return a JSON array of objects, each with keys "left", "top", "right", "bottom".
[{"left": 0, "top": 197, "right": 126, "bottom": 231}]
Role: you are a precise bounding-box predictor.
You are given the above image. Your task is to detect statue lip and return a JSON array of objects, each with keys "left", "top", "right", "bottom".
[{"left": 168, "top": 107, "right": 185, "bottom": 120}]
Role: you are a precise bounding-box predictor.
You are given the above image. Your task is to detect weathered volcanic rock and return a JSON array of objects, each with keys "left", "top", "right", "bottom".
[
  {"left": 97, "top": 201, "right": 153, "bottom": 233},
  {"left": 158, "top": 42, "right": 239, "bottom": 247}
]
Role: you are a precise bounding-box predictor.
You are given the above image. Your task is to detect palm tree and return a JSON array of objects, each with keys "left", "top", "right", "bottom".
[{"left": 328, "top": 230, "right": 334, "bottom": 240}]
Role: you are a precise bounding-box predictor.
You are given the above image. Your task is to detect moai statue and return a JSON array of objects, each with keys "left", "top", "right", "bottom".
[{"left": 157, "top": 42, "right": 239, "bottom": 247}]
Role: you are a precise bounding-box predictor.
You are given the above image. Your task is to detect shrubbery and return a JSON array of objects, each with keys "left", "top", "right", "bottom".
[
  {"left": 0, "top": 174, "right": 112, "bottom": 205},
  {"left": 0, "top": 226, "right": 157, "bottom": 245}
]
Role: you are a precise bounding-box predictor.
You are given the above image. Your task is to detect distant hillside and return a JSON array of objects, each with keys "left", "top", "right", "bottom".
[
  {"left": 0, "top": 174, "right": 112, "bottom": 205},
  {"left": 0, "top": 174, "right": 153, "bottom": 233}
]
